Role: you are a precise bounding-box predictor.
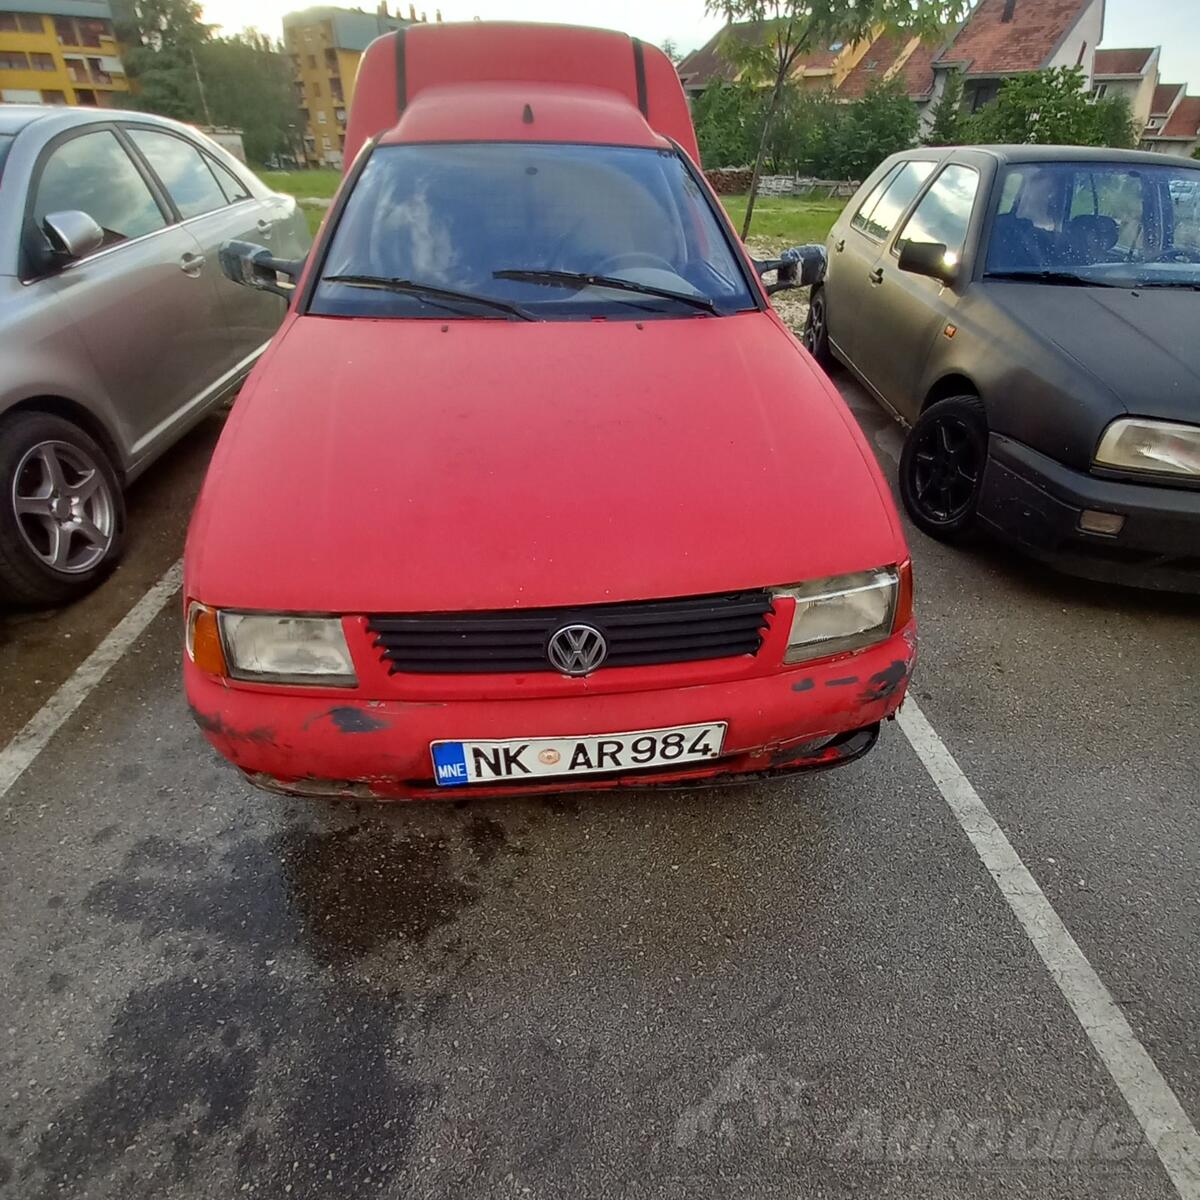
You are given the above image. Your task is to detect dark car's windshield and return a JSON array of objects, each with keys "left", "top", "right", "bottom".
[
  {"left": 311, "top": 143, "right": 756, "bottom": 320},
  {"left": 984, "top": 161, "right": 1200, "bottom": 288}
]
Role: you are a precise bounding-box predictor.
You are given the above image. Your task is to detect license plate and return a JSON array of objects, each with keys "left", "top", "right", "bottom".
[{"left": 430, "top": 722, "right": 726, "bottom": 787}]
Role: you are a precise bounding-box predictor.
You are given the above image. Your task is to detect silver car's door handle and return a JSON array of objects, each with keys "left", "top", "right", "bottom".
[
  {"left": 256, "top": 218, "right": 274, "bottom": 239},
  {"left": 179, "top": 252, "right": 206, "bottom": 277},
  {"left": 869, "top": 267, "right": 884, "bottom": 285},
  {"left": 834, "top": 239, "right": 845, "bottom": 253}
]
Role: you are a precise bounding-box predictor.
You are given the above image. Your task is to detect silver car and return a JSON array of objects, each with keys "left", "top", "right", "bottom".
[{"left": 0, "top": 105, "right": 310, "bottom": 606}]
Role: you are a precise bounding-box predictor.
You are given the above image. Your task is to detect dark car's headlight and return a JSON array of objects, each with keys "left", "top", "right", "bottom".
[
  {"left": 186, "top": 604, "right": 357, "bottom": 686},
  {"left": 1095, "top": 418, "right": 1200, "bottom": 478},
  {"left": 772, "top": 566, "right": 906, "bottom": 664}
]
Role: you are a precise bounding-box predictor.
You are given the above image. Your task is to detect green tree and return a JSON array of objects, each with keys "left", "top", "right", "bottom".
[
  {"left": 114, "top": 0, "right": 213, "bottom": 122},
  {"left": 705, "top": 0, "right": 971, "bottom": 237},
  {"left": 923, "top": 67, "right": 965, "bottom": 146},
  {"left": 967, "top": 66, "right": 1137, "bottom": 148},
  {"left": 827, "top": 77, "right": 919, "bottom": 179},
  {"left": 692, "top": 79, "right": 761, "bottom": 168},
  {"left": 660, "top": 38, "right": 682, "bottom": 65},
  {"left": 762, "top": 83, "right": 842, "bottom": 174},
  {"left": 198, "top": 32, "right": 300, "bottom": 164}
]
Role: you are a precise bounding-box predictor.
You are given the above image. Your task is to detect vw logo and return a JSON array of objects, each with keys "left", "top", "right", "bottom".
[{"left": 546, "top": 624, "right": 608, "bottom": 677}]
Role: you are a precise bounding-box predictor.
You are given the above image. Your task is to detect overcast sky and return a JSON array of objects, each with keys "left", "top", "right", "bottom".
[{"left": 201, "top": 0, "right": 1200, "bottom": 91}]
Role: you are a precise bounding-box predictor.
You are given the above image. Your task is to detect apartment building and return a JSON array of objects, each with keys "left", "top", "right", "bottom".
[
  {"left": 283, "top": 3, "right": 410, "bottom": 168},
  {"left": 0, "top": 0, "right": 129, "bottom": 107}
]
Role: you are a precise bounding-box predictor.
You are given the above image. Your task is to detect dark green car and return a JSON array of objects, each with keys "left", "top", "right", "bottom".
[{"left": 806, "top": 145, "right": 1200, "bottom": 593}]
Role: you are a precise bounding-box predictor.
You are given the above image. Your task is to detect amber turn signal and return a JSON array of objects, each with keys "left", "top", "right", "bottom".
[
  {"left": 186, "top": 602, "right": 228, "bottom": 676},
  {"left": 893, "top": 560, "right": 914, "bottom": 631}
]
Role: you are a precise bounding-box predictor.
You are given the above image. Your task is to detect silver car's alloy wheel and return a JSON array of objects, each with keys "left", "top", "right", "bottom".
[{"left": 12, "top": 440, "right": 116, "bottom": 575}]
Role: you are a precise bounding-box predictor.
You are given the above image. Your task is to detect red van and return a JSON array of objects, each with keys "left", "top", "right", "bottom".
[{"left": 184, "top": 22, "right": 916, "bottom": 800}]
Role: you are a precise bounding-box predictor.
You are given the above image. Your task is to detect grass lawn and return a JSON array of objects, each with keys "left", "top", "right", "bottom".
[
  {"left": 720, "top": 194, "right": 844, "bottom": 245},
  {"left": 258, "top": 169, "right": 844, "bottom": 247}
]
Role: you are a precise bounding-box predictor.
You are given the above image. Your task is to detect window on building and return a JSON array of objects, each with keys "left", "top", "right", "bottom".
[
  {"left": 1093, "top": 83, "right": 1108, "bottom": 98},
  {"left": 87, "top": 57, "right": 111, "bottom": 84},
  {"left": 330, "top": 78, "right": 343, "bottom": 101},
  {"left": 322, "top": 136, "right": 332, "bottom": 149},
  {"left": 312, "top": 81, "right": 320, "bottom": 96},
  {"left": 0, "top": 14, "right": 17, "bottom": 32},
  {"left": 0, "top": 51, "right": 30, "bottom": 71},
  {"left": 18, "top": 12, "right": 43, "bottom": 31},
  {"left": 128, "top": 128, "right": 228, "bottom": 219},
  {"left": 324, "top": 47, "right": 337, "bottom": 69},
  {"left": 307, "top": 53, "right": 317, "bottom": 67},
  {"left": 63, "top": 57, "right": 88, "bottom": 82},
  {"left": 53, "top": 16, "right": 77, "bottom": 44},
  {"left": 335, "top": 107, "right": 346, "bottom": 125},
  {"left": 32, "top": 130, "right": 166, "bottom": 255},
  {"left": 30, "top": 53, "right": 56, "bottom": 72},
  {"left": 77, "top": 19, "right": 108, "bottom": 47},
  {"left": 896, "top": 164, "right": 980, "bottom": 260},
  {"left": 317, "top": 109, "right": 327, "bottom": 124},
  {"left": 40, "top": 89, "right": 66, "bottom": 104},
  {"left": 74, "top": 88, "right": 96, "bottom": 105},
  {"left": 969, "top": 81, "right": 1000, "bottom": 112}
]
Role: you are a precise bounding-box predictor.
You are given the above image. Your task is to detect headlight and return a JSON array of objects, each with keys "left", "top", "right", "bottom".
[
  {"left": 1095, "top": 418, "right": 1200, "bottom": 477},
  {"left": 772, "top": 567, "right": 900, "bottom": 664},
  {"left": 186, "top": 605, "right": 357, "bottom": 686}
]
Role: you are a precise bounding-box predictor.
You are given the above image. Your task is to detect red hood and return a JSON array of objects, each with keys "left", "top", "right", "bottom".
[{"left": 186, "top": 312, "right": 905, "bottom": 612}]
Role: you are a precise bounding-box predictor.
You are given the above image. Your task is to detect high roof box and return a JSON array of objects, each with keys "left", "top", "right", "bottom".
[{"left": 343, "top": 21, "right": 699, "bottom": 169}]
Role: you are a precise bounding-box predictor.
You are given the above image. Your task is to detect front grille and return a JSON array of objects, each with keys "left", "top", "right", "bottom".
[{"left": 367, "top": 590, "right": 774, "bottom": 675}]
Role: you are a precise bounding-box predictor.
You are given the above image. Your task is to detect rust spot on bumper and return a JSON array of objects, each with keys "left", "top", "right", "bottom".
[
  {"left": 861, "top": 660, "right": 908, "bottom": 703},
  {"left": 188, "top": 705, "right": 277, "bottom": 745}
]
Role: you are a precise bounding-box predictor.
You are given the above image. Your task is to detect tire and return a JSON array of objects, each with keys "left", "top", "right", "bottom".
[
  {"left": 803, "top": 286, "right": 833, "bottom": 368},
  {"left": 899, "top": 395, "right": 988, "bottom": 544},
  {"left": 0, "top": 411, "right": 125, "bottom": 607}
]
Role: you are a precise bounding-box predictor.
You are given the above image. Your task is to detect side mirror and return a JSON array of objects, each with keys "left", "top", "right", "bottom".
[
  {"left": 755, "top": 244, "right": 827, "bottom": 295},
  {"left": 43, "top": 210, "right": 104, "bottom": 262},
  {"left": 898, "top": 240, "right": 958, "bottom": 286},
  {"left": 219, "top": 239, "right": 305, "bottom": 300}
]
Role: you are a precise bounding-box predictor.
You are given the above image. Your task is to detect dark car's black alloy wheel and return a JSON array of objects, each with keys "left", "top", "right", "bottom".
[
  {"left": 910, "top": 415, "right": 981, "bottom": 522},
  {"left": 899, "top": 395, "right": 989, "bottom": 544}
]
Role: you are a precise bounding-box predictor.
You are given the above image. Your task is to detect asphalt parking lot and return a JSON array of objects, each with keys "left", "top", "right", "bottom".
[{"left": 1, "top": 373, "right": 1197, "bottom": 1200}]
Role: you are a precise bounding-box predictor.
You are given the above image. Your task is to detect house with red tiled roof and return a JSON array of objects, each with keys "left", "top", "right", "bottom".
[
  {"left": 675, "top": 23, "right": 873, "bottom": 99},
  {"left": 1091, "top": 46, "right": 1160, "bottom": 135},
  {"left": 931, "top": 0, "right": 1104, "bottom": 115},
  {"left": 1142, "top": 93, "right": 1200, "bottom": 158}
]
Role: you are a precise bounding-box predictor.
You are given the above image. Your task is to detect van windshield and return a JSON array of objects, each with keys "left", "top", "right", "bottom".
[
  {"left": 310, "top": 143, "right": 756, "bottom": 320},
  {"left": 984, "top": 161, "right": 1200, "bottom": 289}
]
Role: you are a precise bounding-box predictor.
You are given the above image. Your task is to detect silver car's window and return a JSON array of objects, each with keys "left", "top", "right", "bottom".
[
  {"left": 129, "top": 129, "right": 228, "bottom": 220},
  {"left": 896, "top": 164, "right": 980, "bottom": 259},
  {"left": 33, "top": 130, "right": 166, "bottom": 249},
  {"left": 860, "top": 161, "right": 936, "bottom": 241},
  {"left": 850, "top": 165, "right": 902, "bottom": 235},
  {"left": 207, "top": 155, "right": 251, "bottom": 204}
]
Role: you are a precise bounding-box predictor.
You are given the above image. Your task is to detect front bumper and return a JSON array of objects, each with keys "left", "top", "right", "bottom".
[
  {"left": 185, "top": 624, "right": 916, "bottom": 801},
  {"left": 978, "top": 434, "right": 1200, "bottom": 592}
]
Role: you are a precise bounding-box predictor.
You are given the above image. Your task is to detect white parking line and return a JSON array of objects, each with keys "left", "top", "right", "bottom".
[
  {"left": 0, "top": 559, "right": 183, "bottom": 802},
  {"left": 898, "top": 698, "right": 1200, "bottom": 1198}
]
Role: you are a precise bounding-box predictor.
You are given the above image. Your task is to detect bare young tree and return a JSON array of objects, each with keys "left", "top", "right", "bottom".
[{"left": 705, "top": 0, "right": 970, "bottom": 238}]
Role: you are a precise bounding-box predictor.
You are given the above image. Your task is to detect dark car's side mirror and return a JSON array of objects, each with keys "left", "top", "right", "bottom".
[
  {"left": 898, "top": 240, "right": 958, "bottom": 286},
  {"left": 43, "top": 210, "right": 104, "bottom": 263},
  {"left": 755, "top": 243, "right": 827, "bottom": 295},
  {"left": 219, "top": 239, "right": 306, "bottom": 300}
]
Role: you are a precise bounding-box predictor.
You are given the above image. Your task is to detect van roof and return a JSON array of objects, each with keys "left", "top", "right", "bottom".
[{"left": 344, "top": 21, "right": 698, "bottom": 168}]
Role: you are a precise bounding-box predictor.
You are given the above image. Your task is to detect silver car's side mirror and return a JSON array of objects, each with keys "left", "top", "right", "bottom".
[
  {"left": 755, "top": 244, "right": 828, "bottom": 295},
  {"left": 898, "top": 240, "right": 958, "bottom": 286},
  {"left": 43, "top": 210, "right": 104, "bottom": 262},
  {"left": 219, "top": 239, "right": 305, "bottom": 300}
]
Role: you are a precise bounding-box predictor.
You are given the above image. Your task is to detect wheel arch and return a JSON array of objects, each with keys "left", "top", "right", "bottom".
[
  {"left": 1, "top": 395, "right": 126, "bottom": 485},
  {"left": 922, "top": 373, "right": 981, "bottom": 413}
]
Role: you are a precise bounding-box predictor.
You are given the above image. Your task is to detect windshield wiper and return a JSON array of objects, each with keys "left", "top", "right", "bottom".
[
  {"left": 985, "top": 270, "right": 1120, "bottom": 288},
  {"left": 493, "top": 269, "right": 720, "bottom": 314},
  {"left": 1130, "top": 281, "right": 1200, "bottom": 291},
  {"left": 323, "top": 274, "right": 535, "bottom": 321}
]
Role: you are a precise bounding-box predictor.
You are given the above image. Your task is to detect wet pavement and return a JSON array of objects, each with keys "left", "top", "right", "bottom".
[{"left": 0, "top": 374, "right": 1197, "bottom": 1199}]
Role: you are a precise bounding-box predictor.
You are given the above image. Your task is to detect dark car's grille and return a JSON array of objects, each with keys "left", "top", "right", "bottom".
[{"left": 367, "top": 591, "right": 775, "bottom": 675}]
